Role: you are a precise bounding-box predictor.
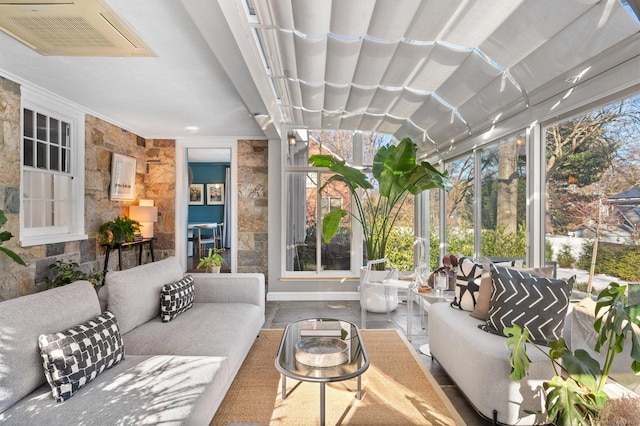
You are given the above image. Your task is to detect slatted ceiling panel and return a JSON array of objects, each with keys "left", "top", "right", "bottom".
[
  {"left": 351, "top": 39, "right": 398, "bottom": 86},
  {"left": 324, "top": 85, "right": 350, "bottom": 111},
  {"left": 291, "top": 0, "right": 331, "bottom": 36},
  {"left": 254, "top": 0, "right": 639, "bottom": 146},
  {"left": 367, "top": 0, "right": 421, "bottom": 40},
  {"left": 293, "top": 36, "right": 326, "bottom": 83},
  {"left": 380, "top": 43, "right": 432, "bottom": 88},
  {"left": 284, "top": 79, "right": 302, "bottom": 107},
  {"left": 387, "top": 89, "right": 428, "bottom": 119},
  {"left": 376, "top": 116, "right": 405, "bottom": 136},
  {"left": 437, "top": 58, "right": 505, "bottom": 107},
  {"left": 320, "top": 110, "right": 341, "bottom": 129},
  {"left": 405, "top": 0, "right": 463, "bottom": 41},
  {"left": 479, "top": 1, "right": 590, "bottom": 67},
  {"left": 352, "top": 114, "right": 377, "bottom": 133},
  {"left": 299, "top": 83, "right": 323, "bottom": 111},
  {"left": 443, "top": 0, "right": 523, "bottom": 47},
  {"left": 275, "top": 30, "right": 296, "bottom": 75},
  {"left": 368, "top": 89, "right": 400, "bottom": 115},
  {"left": 325, "top": 38, "right": 362, "bottom": 85},
  {"left": 330, "top": 0, "right": 375, "bottom": 37},
  {"left": 345, "top": 86, "right": 376, "bottom": 113},
  {"left": 302, "top": 109, "right": 322, "bottom": 129},
  {"left": 458, "top": 80, "right": 525, "bottom": 124}
]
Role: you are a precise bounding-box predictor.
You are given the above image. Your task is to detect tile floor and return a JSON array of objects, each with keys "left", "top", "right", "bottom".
[{"left": 263, "top": 298, "right": 493, "bottom": 426}]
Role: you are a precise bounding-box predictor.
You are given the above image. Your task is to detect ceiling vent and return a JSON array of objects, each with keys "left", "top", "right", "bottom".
[{"left": 0, "top": 0, "right": 154, "bottom": 56}]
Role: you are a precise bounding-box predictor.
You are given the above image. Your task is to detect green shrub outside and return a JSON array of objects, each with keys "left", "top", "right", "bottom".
[
  {"left": 556, "top": 243, "right": 576, "bottom": 268},
  {"left": 577, "top": 240, "right": 640, "bottom": 282}
]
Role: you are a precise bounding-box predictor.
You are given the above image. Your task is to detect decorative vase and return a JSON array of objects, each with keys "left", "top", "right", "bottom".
[
  {"left": 206, "top": 265, "right": 221, "bottom": 273},
  {"left": 359, "top": 267, "right": 399, "bottom": 313}
]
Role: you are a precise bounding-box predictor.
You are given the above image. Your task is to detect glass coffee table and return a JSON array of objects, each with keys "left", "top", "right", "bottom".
[{"left": 275, "top": 318, "right": 369, "bottom": 426}]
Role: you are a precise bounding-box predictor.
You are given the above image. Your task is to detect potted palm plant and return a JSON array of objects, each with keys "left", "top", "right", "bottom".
[
  {"left": 309, "top": 137, "right": 452, "bottom": 311},
  {"left": 197, "top": 248, "right": 227, "bottom": 273}
]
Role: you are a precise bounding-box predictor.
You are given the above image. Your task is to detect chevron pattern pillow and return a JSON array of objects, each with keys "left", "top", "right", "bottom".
[
  {"left": 160, "top": 275, "right": 195, "bottom": 322},
  {"left": 38, "top": 311, "right": 125, "bottom": 402},
  {"left": 480, "top": 264, "right": 574, "bottom": 344}
]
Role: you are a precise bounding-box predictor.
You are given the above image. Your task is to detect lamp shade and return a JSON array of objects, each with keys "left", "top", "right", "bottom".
[{"left": 129, "top": 205, "right": 158, "bottom": 222}]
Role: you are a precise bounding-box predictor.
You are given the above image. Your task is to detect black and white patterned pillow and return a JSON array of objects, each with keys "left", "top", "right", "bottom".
[
  {"left": 38, "top": 310, "right": 125, "bottom": 402},
  {"left": 160, "top": 275, "right": 195, "bottom": 322},
  {"left": 479, "top": 264, "right": 574, "bottom": 344}
]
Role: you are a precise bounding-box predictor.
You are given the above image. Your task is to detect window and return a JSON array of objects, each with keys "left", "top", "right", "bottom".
[
  {"left": 283, "top": 130, "right": 399, "bottom": 275},
  {"left": 21, "top": 88, "right": 86, "bottom": 246},
  {"left": 445, "top": 153, "right": 475, "bottom": 258},
  {"left": 480, "top": 133, "right": 527, "bottom": 259},
  {"left": 544, "top": 94, "right": 640, "bottom": 292}
]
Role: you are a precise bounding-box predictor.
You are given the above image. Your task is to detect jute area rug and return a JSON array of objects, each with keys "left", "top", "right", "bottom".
[{"left": 211, "top": 329, "right": 464, "bottom": 426}]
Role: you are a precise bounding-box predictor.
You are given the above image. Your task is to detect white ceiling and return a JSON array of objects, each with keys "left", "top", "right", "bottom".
[
  {"left": 0, "top": 0, "right": 639, "bottom": 154},
  {"left": 0, "top": 0, "right": 268, "bottom": 140}
]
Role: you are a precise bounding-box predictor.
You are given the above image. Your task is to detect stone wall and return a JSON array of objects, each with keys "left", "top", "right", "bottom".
[
  {"left": 237, "top": 140, "right": 268, "bottom": 277},
  {"left": 0, "top": 75, "right": 176, "bottom": 301}
]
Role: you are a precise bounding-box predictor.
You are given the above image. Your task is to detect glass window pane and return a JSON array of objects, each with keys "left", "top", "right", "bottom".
[
  {"left": 23, "top": 138, "right": 34, "bottom": 167},
  {"left": 54, "top": 201, "right": 67, "bottom": 226},
  {"left": 24, "top": 109, "right": 34, "bottom": 138},
  {"left": 61, "top": 122, "right": 70, "bottom": 147},
  {"left": 286, "top": 171, "right": 317, "bottom": 271},
  {"left": 446, "top": 155, "right": 475, "bottom": 257},
  {"left": 49, "top": 118, "right": 59, "bottom": 145},
  {"left": 545, "top": 94, "right": 640, "bottom": 294},
  {"left": 44, "top": 201, "right": 54, "bottom": 226},
  {"left": 37, "top": 113, "right": 47, "bottom": 141},
  {"left": 54, "top": 175, "right": 69, "bottom": 201},
  {"left": 320, "top": 172, "right": 351, "bottom": 271},
  {"left": 428, "top": 189, "right": 441, "bottom": 270},
  {"left": 31, "top": 200, "right": 45, "bottom": 227},
  {"left": 50, "top": 146, "right": 59, "bottom": 171},
  {"left": 37, "top": 142, "right": 47, "bottom": 169},
  {"left": 480, "top": 133, "right": 527, "bottom": 259}
]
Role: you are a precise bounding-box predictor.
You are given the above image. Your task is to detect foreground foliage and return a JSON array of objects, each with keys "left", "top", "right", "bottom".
[{"left": 505, "top": 283, "right": 640, "bottom": 425}]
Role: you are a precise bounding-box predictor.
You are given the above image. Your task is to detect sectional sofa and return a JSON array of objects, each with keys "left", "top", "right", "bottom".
[
  {"left": 0, "top": 256, "right": 265, "bottom": 425},
  {"left": 429, "top": 260, "right": 639, "bottom": 425}
]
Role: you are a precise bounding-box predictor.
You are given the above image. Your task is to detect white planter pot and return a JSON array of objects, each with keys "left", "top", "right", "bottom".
[{"left": 360, "top": 267, "right": 399, "bottom": 313}]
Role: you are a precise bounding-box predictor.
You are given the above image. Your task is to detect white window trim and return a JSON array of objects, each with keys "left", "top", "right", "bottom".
[{"left": 20, "top": 87, "right": 87, "bottom": 247}]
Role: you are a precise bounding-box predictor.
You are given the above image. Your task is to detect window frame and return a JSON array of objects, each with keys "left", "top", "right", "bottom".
[{"left": 20, "top": 87, "right": 87, "bottom": 247}]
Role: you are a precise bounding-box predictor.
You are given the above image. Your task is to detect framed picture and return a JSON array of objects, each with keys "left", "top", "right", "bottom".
[
  {"left": 206, "top": 183, "right": 224, "bottom": 205},
  {"left": 189, "top": 184, "right": 205, "bottom": 205},
  {"left": 110, "top": 153, "right": 136, "bottom": 200}
]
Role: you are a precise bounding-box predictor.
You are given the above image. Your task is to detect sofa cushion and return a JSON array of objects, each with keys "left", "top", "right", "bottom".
[
  {"left": 0, "top": 281, "right": 101, "bottom": 414},
  {"left": 101, "top": 256, "right": 184, "bottom": 334},
  {"left": 0, "top": 354, "right": 228, "bottom": 426},
  {"left": 161, "top": 275, "right": 195, "bottom": 322},
  {"left": 38, "top": 310, "right": 125, "bottom": 402},
  {"left": 480, "top": 264, "right": 574, "bottom": 344},
  {"left": 451, "top": 257, "right": 483, "bottom": 311},
  {"left": 470, "top": 259, "right": 555, "bottom": 321}
]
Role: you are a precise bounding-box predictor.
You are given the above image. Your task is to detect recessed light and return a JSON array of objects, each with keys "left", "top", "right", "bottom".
[{"left": 185, "top": 126, "right": 199, "bottom": 133}]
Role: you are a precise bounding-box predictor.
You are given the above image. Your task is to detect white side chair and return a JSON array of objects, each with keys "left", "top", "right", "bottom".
[
  {"left": 360, "top": 258, "right": 416, "bottom": 340},
  {"left": 195, "top": 224, "right": 217, "bottom": 258}
]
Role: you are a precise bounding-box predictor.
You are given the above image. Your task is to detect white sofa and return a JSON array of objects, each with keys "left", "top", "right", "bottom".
[
  {"left": 0, "top": 256, "right": 265, "bottom": 425},
  {"left": 429, "top": 298, "right": 639, "bottom": 425}
]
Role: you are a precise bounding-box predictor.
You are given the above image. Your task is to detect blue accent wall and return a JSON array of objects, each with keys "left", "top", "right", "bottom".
[{"left": 188, "top": 162, "right": 228, "bottom": 224}]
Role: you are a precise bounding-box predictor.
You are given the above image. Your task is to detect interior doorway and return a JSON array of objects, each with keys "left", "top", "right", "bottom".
[
  {"left": 186, "top": 148, "right": 232, "bottom": 271},
  {"left": 175, "top": 141, "right": 237, "bottom": 274}
]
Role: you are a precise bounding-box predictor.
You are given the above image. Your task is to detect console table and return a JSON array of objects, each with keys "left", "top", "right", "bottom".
[{"left": 103, "top": 238, "right": 155, "bottom": 275}]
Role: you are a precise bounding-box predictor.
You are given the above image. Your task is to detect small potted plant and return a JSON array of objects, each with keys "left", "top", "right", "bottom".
[
  {"left": 197, "top": 248, "right": 227, "bottom": 273},
  {"left": 99, "top": 215, "right": 141, "bottom": 246},
  {"left": 44, "top": 260, "right": 104, "bottom": 289}
]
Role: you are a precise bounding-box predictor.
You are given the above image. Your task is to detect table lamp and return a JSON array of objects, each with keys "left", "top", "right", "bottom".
[{"left": 129, "top": 199, "right": 158, "bottom": 239}]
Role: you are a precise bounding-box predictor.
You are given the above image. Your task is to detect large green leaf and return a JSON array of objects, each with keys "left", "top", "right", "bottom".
[
  {"left": 0, "top": 210, "right": 7, "bottom": 228},
  {"left": 378, "top": 138, "right": 416, "bottom": 199},
  {"left": 0, "top": 230, "right": 12, "bottom": 243},
  {"left": 0, "top": 247, "right": 26, "bottom": 266},
  {"left": 309, "top": 154, "right": 372, "bottom": 190},
  {"left": 505, "top": 325, "right": 532, "bottom": 381},
  {"left": 544, "top": 375, "right": 599, "bottom": 426},
  {"left": 561, "top": 349, "right": 601, "bottom": 392},
  {"left": 321, "top": 209, "right": 348, "bottom": 244}
]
